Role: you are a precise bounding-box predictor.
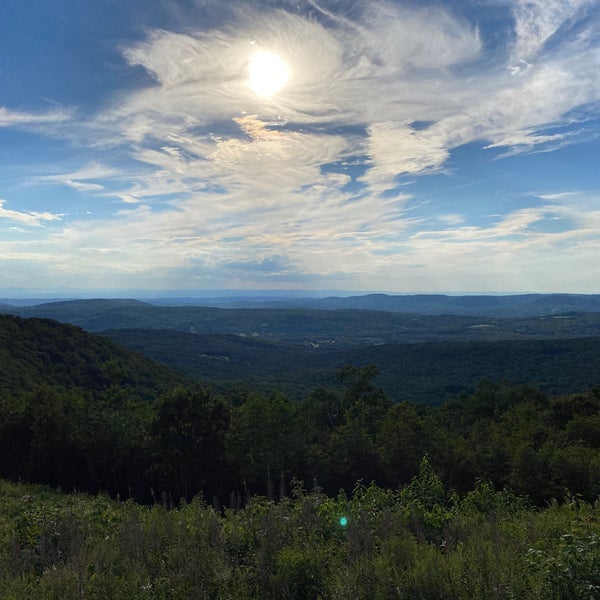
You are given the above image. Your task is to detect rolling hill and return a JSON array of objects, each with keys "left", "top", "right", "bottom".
[
  {"left": 3, "top": 298, "right": 598, "bottom": 405},
  {"left": 3, "top": 299, "right": 600, "bottom": 346},
  {"left": 145, "top": 292, "right": 600, "bottom": 316},
  {"left": 0, "top": 314, "right": 185, "bottom": 399}
]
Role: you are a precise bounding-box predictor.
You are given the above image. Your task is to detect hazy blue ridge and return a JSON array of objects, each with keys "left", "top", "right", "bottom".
[
  {"left": 4, "top": 293, "right": 600, "bottom": 318},
  {"left": 3, "top": 298, "right": 600, "bottom": 340}
]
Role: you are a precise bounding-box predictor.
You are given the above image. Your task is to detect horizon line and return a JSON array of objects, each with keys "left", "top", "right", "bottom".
[{"left": 1, "top": 289, "right": 598, "bottom": 300}]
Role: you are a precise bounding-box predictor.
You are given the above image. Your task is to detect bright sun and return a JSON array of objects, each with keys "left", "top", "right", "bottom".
[{"left": 247, "top": 51, "right": 290, "bottom": 98}]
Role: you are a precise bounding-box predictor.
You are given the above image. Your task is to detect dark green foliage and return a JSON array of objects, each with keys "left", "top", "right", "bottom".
[
  {"left": 227, "top": 393, "right": 302, "bottom": 498},
  {"left": 1, "top": 477, "right": 599, "bottom": 599},
  {"left": 0, "top": 385, "right": 155, "bottom": 498},
  {"left": 377, "top": 402, "right": 430, "bottom": 485},
  {"left": 0, "top": 307, "right": 599, "bottom": 597},
  {"left": 102, "top": 328, "right": 600, "bottom": 403},
  {"left": 0, "top": 314, "right": 184, "bottom": 399},
  {"left": 1, "top": 312, "right": 599, "bottom": 508},
  {"left": 0, "top": 314, "right": 185, "bottom": 499},
  {"left": 528, "top": 531, "right": 600, "bottom": 599},
  {"left": 149, "top": 386, "right": 231, "bottom": 501}
]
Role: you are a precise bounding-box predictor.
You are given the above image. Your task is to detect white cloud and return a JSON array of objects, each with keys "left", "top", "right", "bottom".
[
  {"left": 35, "top": 163, "right": 120, "bottom": 183},
  {"left": 78, "top": 3, "right": 481, "bottom": 209},
  {"left": 412, "top": 195, "right": 600, "bottom": 257},
  {"left": 32, "top": 163, "right": 151, "bottom": 203},
  {"left": 111, "top": 1, "right": 598, "bottom": 186},
  {"left": 1, "top": 1, "right": 600, "bottom": 291},
  {"left": 359, "top": 123, "right": 449, "bottom": 193},
  {"left": 511, "top": 0, "right": 597, "bottom": 65},
  {"left": 0, "top": 200, "right": 63, "bottom": 227},
  {"left": 2, "top": 188, "right": 597, "bottom": 292},
  {"left": 105, "top": 3, "right": 481, "bottom": 128},
  {"left": 389, "top": 197, "right": 600, "bottom": 293},
  {"left": 46, "top": 0, "right": 600, "bottom": 193},
  {"left": 0, "top": 107, "right": 71, "bottom": 128},
  {"left": 62, "top": 180, "right": 105, "bottom": 192},
  {"left": 438, "top": 214, "right": 465, "bottom": 226}
]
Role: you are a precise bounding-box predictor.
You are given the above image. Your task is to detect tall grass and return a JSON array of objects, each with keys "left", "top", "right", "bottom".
[{"left": 1, "top": 478, "right": 599, "bottom": 599}]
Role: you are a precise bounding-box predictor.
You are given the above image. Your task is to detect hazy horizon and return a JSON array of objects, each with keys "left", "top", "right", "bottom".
[
  {"left": 1, "top": 288, "right": 597, "bottom": 303},
  {"left": 1, "top": 1, "right": 599, "bottom": 294}
]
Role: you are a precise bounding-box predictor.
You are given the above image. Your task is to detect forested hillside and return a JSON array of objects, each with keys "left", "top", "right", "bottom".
[
  {"left": 1, "top": 315, "right": 598, "bottom": 505},
  {"left": 0, "top": 314, "right": 185, "bottom": 398},
  {"left": 103, "top": 328, "right": 600, "bottom": 403}
]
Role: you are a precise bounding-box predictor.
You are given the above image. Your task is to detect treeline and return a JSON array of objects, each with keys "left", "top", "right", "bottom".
[{"left": 1, "top": 365, "right": 599, "bottom": 505}]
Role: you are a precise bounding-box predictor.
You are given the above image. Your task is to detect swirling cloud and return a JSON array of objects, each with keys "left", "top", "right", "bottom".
[{"left": 1, "top": 0, "right": 599, "bottom": 292}]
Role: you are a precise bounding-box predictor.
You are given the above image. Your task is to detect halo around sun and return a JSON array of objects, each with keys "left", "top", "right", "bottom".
[{"left": 247, "top": 51, "right": 290, "bottom": 98}]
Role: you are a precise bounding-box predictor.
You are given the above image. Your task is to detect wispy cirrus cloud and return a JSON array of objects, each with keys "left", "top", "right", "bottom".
[
  {"left": 0, "top": 107, "right": 71, "bottom": 128},
  {"left": 1, "top": 0, "right": 599, "bottom": 291},
  {"left": 0, "top": 199, "right": 63, "bottom": 227},
  {"left": 90, "top": 0, "right": 600, "bottom": 197},
  {"left": 31, "top": 163, "right": 137, "bottom": 198},
  {"left": 511, "top": 0, "right": 597, "bottom": 66}
]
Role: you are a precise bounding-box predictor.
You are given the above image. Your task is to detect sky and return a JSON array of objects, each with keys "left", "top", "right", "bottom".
[{"left": 1, "top": 0, "right": 599, "bottom": 295}]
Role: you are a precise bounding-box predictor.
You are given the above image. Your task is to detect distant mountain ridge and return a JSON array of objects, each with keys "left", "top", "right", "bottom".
[
  {"left": 2, "top": 293, "right": 600, "bottom": 317},
  {"left": 3, "top": 298, "right": 600, "bottom": 343},
  {"left": 194, "top": 292, "right": 600, "bottom": 316}
]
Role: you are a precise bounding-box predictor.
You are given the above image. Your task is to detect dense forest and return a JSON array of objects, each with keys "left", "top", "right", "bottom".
[
  {"left": 0, "top": 314, "right": 185, "bottom": 397},
  {"left": 1, "top": 312, "right": 599, "bottom": 597},
  {"left": 102, "top": 328, "right": 600, "bottom": 403},
  {"left": 3, "top": 299, "right": 600, "bottom": 402},
  {"left": 1, "top": 314, "right": 598, "bottom": 504}
]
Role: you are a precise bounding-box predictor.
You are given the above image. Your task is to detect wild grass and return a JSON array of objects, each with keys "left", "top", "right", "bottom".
[{"left": 1, "top": 476, "right": 599, "bottom": 599}]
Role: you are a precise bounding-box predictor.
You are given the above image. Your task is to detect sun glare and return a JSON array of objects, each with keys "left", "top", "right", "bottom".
[{"left": 247, "top": 51, "right": 290, "bottom": 98}]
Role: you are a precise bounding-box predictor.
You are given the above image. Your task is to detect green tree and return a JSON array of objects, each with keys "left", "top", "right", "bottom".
[
  {"left": 337, "top": 364, "right": 382, "bottom": 408},
  {"left": 30, "top": 387, "right": 89, "bottom": 488},
  {"left": 377, "top": 402, "right": 429, "bottom": 487},
  {"left": 226, "top": 392, "right": 301, "bottom": 498},
  {"left": 78, "top": 395, "right": 153, "bottom": 500},
  {"left": 150, "top": 385, "right": 230, "bottom": 501},
  {"left": 323, "top": 419, "right": 382, "bottom": 492},
  {"left": 0, "top": 392, "right": 33, "bottom": 481}
]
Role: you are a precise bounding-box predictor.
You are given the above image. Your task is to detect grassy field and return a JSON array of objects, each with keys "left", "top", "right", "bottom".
[{"left": 1, "top": 471, "right": 599, "bottom": 599}]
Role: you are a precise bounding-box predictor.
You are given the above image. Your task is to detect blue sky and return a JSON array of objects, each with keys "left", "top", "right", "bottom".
[{"left": 1, "top": 0, "right": 599, "bottom": 294}]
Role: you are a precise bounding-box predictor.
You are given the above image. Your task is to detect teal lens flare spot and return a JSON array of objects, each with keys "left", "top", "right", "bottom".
[{"left": 339, "top": 516, "right": 348, "bottom": 527}]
